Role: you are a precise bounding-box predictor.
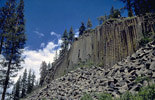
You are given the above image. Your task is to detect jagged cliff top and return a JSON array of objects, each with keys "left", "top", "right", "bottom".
[{"left": 24, "top": 40, "right": 155, "bottom": 100}]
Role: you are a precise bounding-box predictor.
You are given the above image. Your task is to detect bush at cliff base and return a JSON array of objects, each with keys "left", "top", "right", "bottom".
[{"left": 80, "top": 84, "right": 155, "bottom": 100}]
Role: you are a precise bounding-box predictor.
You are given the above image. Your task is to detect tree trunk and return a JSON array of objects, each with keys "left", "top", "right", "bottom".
[
  {"left": 1, "top": 59, "right": 12, "bottom": 100},
  {"left": 127, "top": 0, "right": 134, "bottom": 17},
  {"left": 0, "top": 37, "right": 4, "bottom": 54}
]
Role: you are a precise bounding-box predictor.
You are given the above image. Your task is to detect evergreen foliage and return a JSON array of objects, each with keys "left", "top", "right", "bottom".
[
  {"left": 27, "top": 69, "right": 32, "bottom": 94},
  {"left": 109, "top": 6, "right": 121, "bottom": 18},
  {"left": 60, "top": 29, "right": 69, "bottom": 55},
  {"left": 110, "top": 6, "right": 114, "bottom": 18},
  {"left": 79, "top": 22, "right": 86, "bottom": 36},
  {"left": 21, "top": 69, "right": 27, "bottom": 98},
  {"left": 47, "top": 62, "right": 51, "bottom": 70},
  {"left": 40, "top": 61, "right": 48, "bottom": 87},
  {"left": 97, "top": 15, "right": 107, "bottom": 25},
  {"left": 120, "top": 0, "right": 155, "bottom": 16},
  {"left": 0, "top": 0, "right": 26, "bottom": 99},
  {"left": 12, "top": 76, "right": 21, "bottom": 100},
  {"left": 87, "top": 18, "right": 92, "bottom": 29},
  {"left": 119, "top": 0, "right": 134, "bottom": 17},
  {"left": 68, "top": 27, "right": 75, "bottom": 43},
  {"left": 113, "top": 9, "right": 121, "bottom": 18},
  {"left": 31, "top": 71, "right": 36, "bottom": 91},
  {"left": 0, "top": 7, "right": 6, "bottom": 54},
  {"left": 11, "top": 69, "right": 36, "bottom": 100}
]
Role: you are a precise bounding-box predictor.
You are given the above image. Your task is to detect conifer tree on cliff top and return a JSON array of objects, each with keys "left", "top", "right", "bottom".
[
  {"left": 1, "top": 0, "right": 26, "bottom": 99},
  {"left": 60, "top": 29, "right": 69, "bottom": 55},
  {"left": 68, "top": 27, "right": 75, "bottom": 43},
  {"left": 87, "top": 18, "right": 92, "bottom": 29},
  {"left": 119, "top": 0, "right": 134, "bottom": 17},
  {"left": 79, "top": 22, "right": 85, "bottom": 36}
]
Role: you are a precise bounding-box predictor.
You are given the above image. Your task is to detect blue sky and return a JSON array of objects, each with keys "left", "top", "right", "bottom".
[
  {"left": 0, "top": 0, "right": 126, "bottom": 50},
  {"left": 24, "top": 0, "right": 126, "bottom": 49},
  {"left": 0, "top": 0, "right": 126, "bottom": 80}
]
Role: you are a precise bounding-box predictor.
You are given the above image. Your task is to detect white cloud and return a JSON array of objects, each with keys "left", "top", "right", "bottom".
[
  {"left": 40, "top": 42, "right": 45, "bottom": 48},
  {"left": 50, "top": 31, "right": 60, "bottom": 38},
  {"left": 58, "top": 39, "right": 63, "bottom": 45},
  {"left": 15, "top": 40, "right": 61, "bottom": 82},
  {"left": 33, "top": 30, "right": 44, "bottom": 37},
  {"left": 75, "top": 29, "right": 79, "bottom": 37}
]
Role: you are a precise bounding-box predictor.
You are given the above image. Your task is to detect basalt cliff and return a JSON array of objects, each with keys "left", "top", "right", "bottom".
[{"left": 45, "top": 13, "right": 155, "bottom": 84}]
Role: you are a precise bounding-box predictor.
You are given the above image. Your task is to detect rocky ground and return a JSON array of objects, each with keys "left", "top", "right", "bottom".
[{"left": 25, "top": 41, "right": 155, "bottom": 100}]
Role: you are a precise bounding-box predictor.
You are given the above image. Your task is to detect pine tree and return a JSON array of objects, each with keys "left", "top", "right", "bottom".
[
  {"left": 47, "top": 62, "right": 51, "bottom": 70},
  {"left": 31, "top": 71, "right": 35, "bottom": 91},
  {"left": 27, "top": 69, "right": 35, "bottom": 94},
  {"left": 0, "top": 7, "right": 6, "bottom": 54},
  {"left": 1, "top": 0, "right": 26, "bottom": 99},
  {"left": 21, "top": 69, "right": 27, "bottom": 98},
  {"left": 13, "top": 76, "right": 21, "bottom": 100},
  {"left": 119, "top": 0, "right": 134, "bottom": 17},
  {"left": 97, "top": 16, "right": 105, "bottom": 25},
  {"left": 79, "top": 22, "right": 85, "bottom": 36},
  {"left": 40, "top": 61, "right": 47, "bottom": 87},
  {"left": 133, "top": 0, "right": 155, "bottom": 15},
  {"left": 113, "top": 9, "right": 121, "bottom": 18},
  {"left": 27, "top": 69, "right": 31, "bottom": 94},
  {"left": 110, "top": 6, "right": 114, "bottom": 18},
  {"left": 60, "top": 29, "right": 69, "bottom": 55},
  {"left": 87, "top": 18, "right": 92, "bottom": 29},
  {"left": 68, "top": 27, "right": 75, "bottom": 43}
]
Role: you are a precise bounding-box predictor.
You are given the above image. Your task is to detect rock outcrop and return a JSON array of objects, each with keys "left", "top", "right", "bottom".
[
  {"left": 46, "top": 13, "right": 155, "bottom": 83},
  {"left": 25, "top": 40, "right": 155, "bottom": 100}
]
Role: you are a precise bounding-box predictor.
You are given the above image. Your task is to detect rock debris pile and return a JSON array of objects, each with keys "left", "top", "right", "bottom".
[{"left": 26, "top": 41, "right": 155, "bottom": 100}]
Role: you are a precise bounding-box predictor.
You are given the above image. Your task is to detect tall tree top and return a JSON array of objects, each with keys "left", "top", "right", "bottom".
[
  {"left": 87, "top": 18, "right": 92, "bottom": 29},
  {"left": 69, "top": 26, "right": 75, "bottom": 43},
  {"left": 110, "top": 5, "right": 114, "bottom": 17},
  {"left": 62, "top": 29, "right": 68, "bottom": 39},
  {"left": 79, "top": 22, "right": 85, "bottom": 36}
]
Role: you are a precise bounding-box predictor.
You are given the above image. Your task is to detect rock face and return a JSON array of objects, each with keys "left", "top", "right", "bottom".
[
  {"left": 46, "top": 13, "right": 155, "bottom": 83},
  {"left": 25, "top": 41, "right": 155, "bottom": 100}
]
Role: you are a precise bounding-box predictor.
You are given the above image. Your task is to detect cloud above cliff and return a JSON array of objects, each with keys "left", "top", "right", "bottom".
[
  {"left": 74, "top": 29, "right": 79, "bottom": 37},
  {"left": 50, "top": 31, "right": 60, "bottom": 38},
  {"left": 15, "top": 39, "right": 62, "bottom": 82},
  {"left": 33, "top": 30, "right": 44, "bottom": 37}
]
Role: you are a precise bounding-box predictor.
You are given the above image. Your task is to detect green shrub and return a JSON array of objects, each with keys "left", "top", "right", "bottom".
[
  {"left": 80, "top": 93, "right": 93, "bottom": 100},
  {"left": 118, "top": 84, "right": 155, "bottom": 100},
  {"left": 76, "top": 60, "right": 94, "bottom": 68},
  {"left": 80, "top": 84, "right": 155, "bottom": 100},
  {"left": 98, "top": 62, "right": 104, "bottom": 67},
  {"left": 139, "top": 32, "right": 155, "bottom": 46},
  {"left": 42, "top": 98, "right": 47, "bottom": 100},
  {"left": 135, "top": 76, "right": 150, "bottom": 84},
  {"left": 96, "top": 92, "right": 112, "bottom": 100},
  {"left": 139, "top": 37, "right": 152, "bottom": 46},
  {"left": 138, "top": 84, "right": 155, "bottom": 100},
  {"left": 119, "top": 91, "right": 136, "bottom": 100}
]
